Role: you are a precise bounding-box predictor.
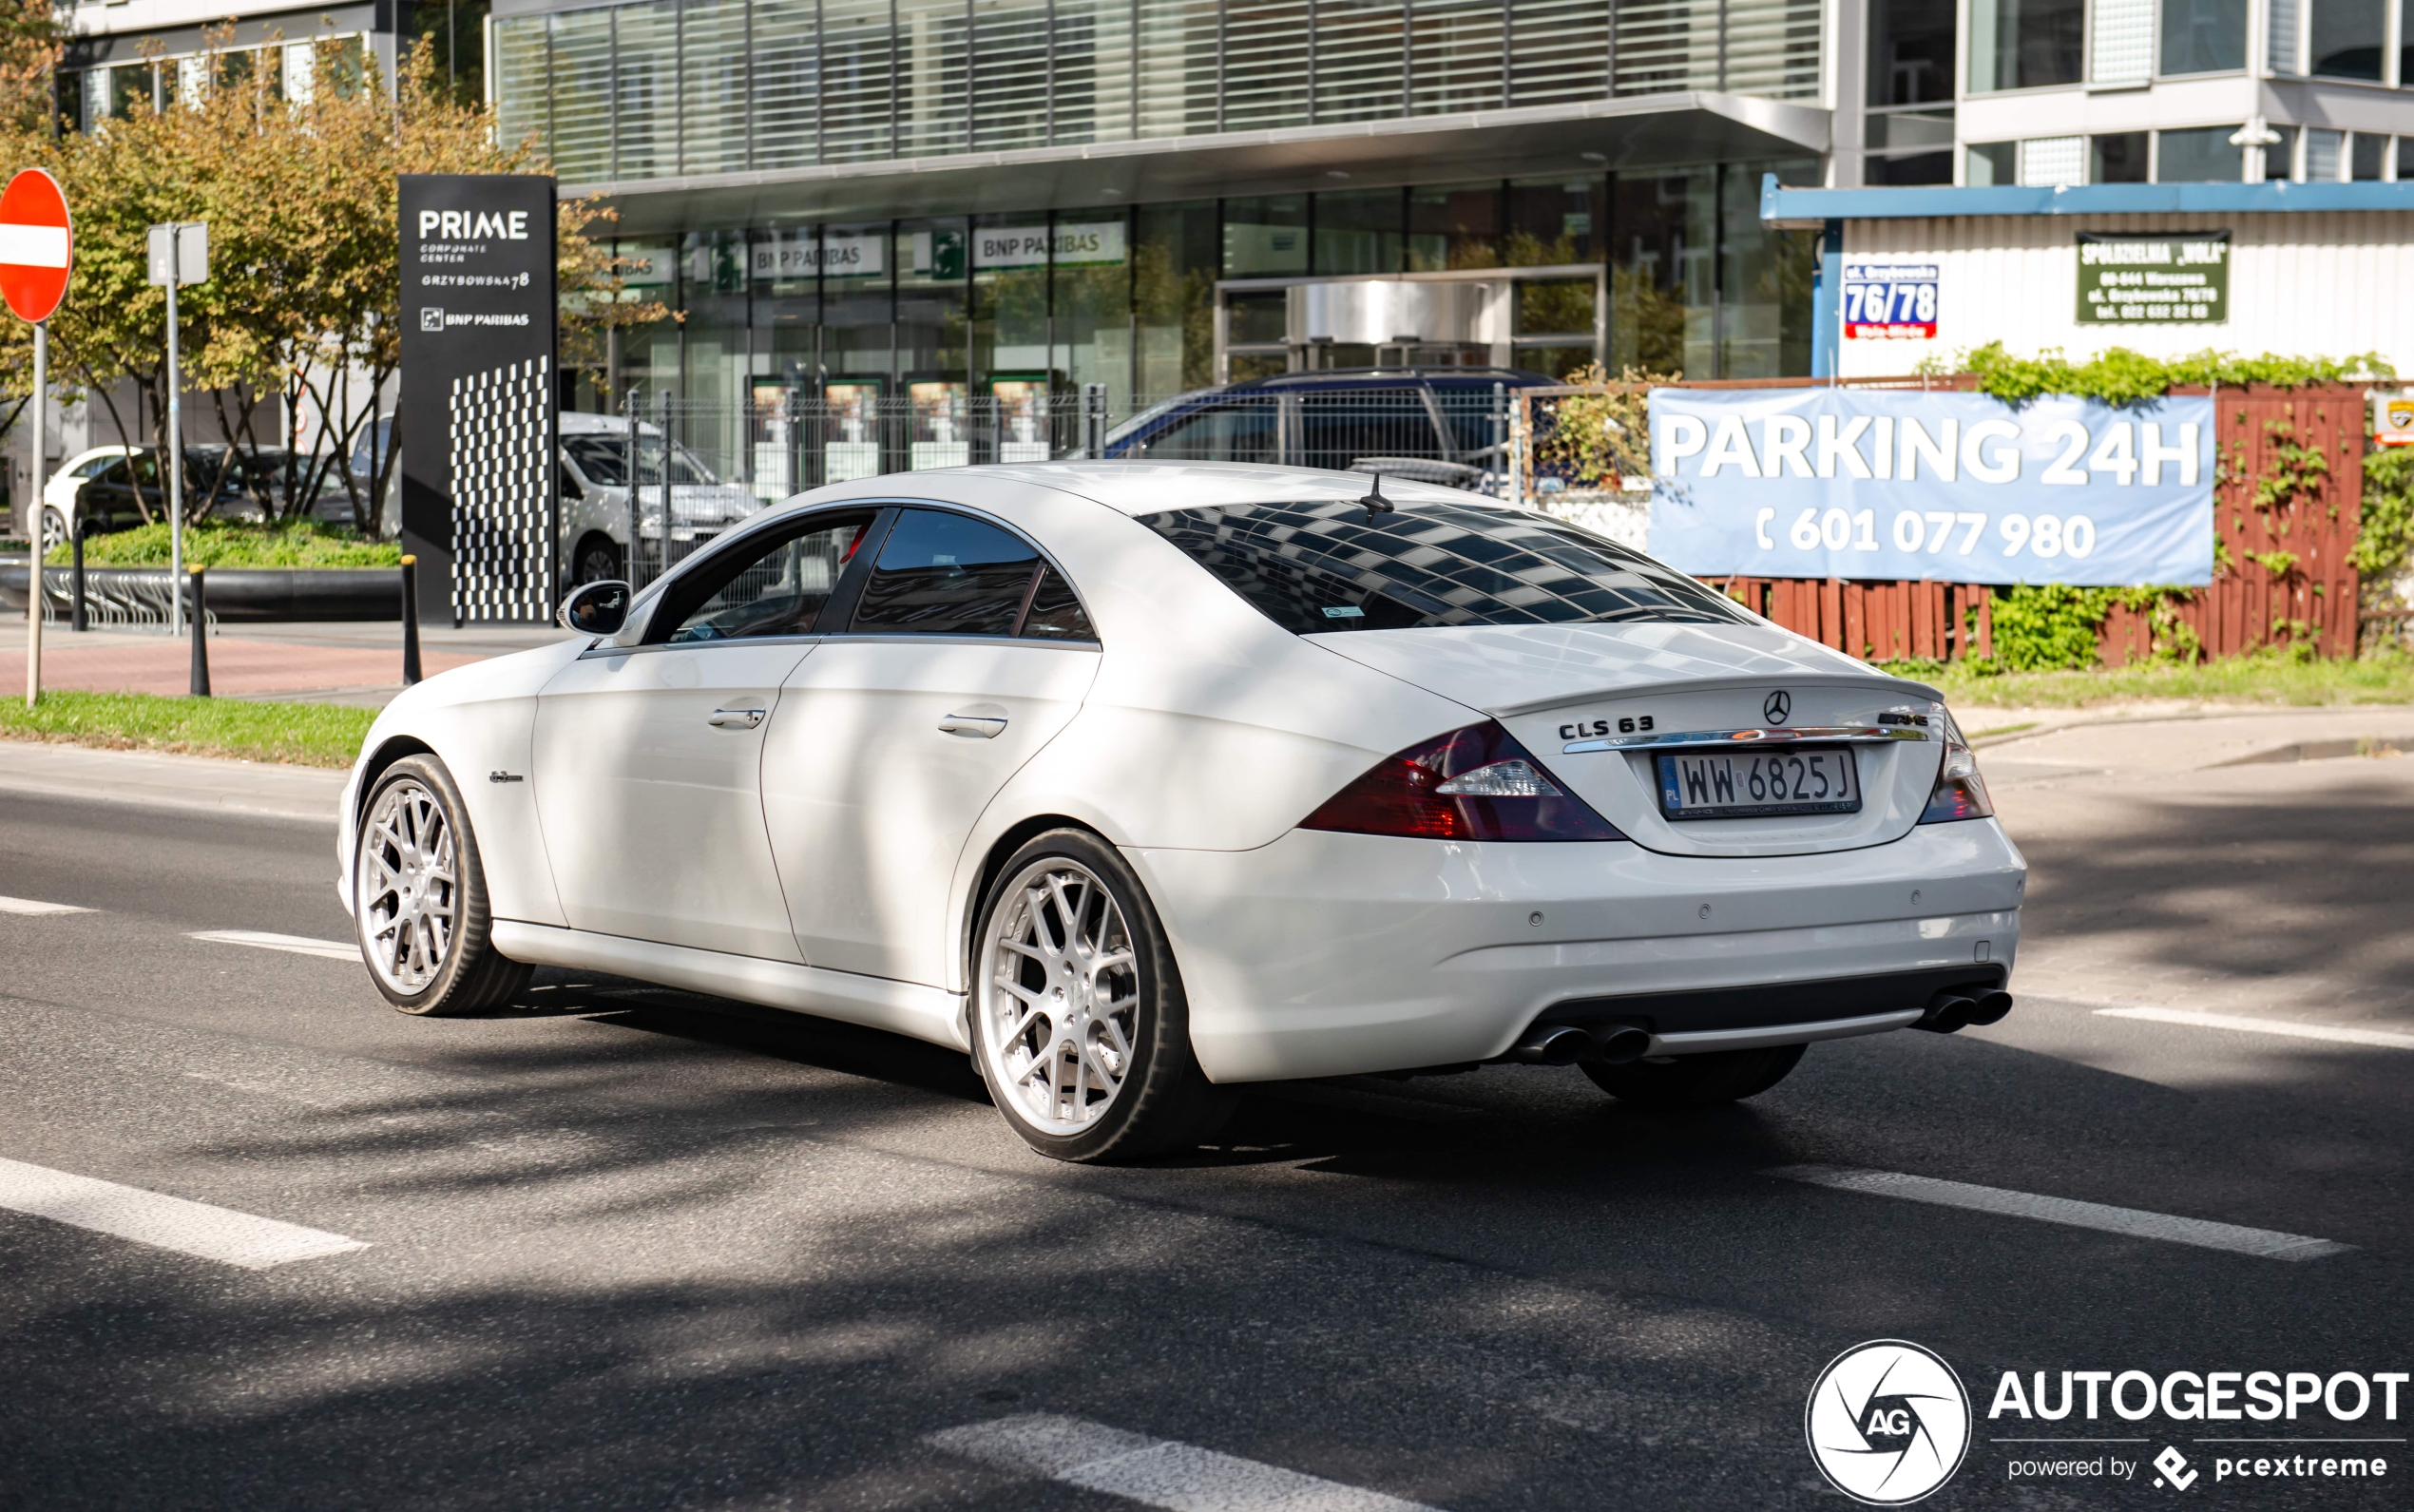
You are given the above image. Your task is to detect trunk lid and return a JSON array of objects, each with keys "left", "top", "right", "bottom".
[{"left": 1308, "top": 622, "right": 1947, "bottom": 857}]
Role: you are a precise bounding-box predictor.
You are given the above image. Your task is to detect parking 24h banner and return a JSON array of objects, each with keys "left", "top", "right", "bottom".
[
  {"left": 1646, "top": 388, "right": 2214, "bottom": 586},
  {"left": 398, "top": 174, "right": 559, "bottom": 625}
]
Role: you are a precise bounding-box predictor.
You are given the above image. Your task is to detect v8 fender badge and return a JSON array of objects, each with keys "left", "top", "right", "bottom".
[
  {"left": 1765, "top": 690, "right": 1792, "bottom": 725},
  {"left": 1805, "top": 1339, "right": 1972, "bottom": 1505}
]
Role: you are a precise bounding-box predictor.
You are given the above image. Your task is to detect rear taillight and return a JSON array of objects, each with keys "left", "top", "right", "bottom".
[
  {"left": 1919, "top": 708, "right": 1994, "bottom": 823},
  {"left": 1302, "top": 722, "right": 1627, "bottom": 841}
]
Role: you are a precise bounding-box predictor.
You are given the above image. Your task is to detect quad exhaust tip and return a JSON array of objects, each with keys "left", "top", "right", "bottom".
[
  {"left": 1507, "top": 1024, "right": 1656, "bottom": 1065},
  {"left": 1916, "top": 987, "right": 2013, "bottom": 1034}
]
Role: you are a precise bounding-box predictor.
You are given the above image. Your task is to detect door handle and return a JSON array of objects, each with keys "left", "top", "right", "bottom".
[
  {"left": 708, "top": 707, "right": 766, "bottom": 729},
  {"left": 938, "top": 712, "right": 1007, "bottom": 739}
]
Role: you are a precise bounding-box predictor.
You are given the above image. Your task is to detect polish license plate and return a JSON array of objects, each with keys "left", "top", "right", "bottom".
[{"left": 1656, "top": 745, "right": 1861, "bottom": 819}]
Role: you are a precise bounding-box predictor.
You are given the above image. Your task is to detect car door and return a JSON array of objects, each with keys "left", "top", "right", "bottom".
[
  {"left": 761, "top": 507, "right": 1101, "bottom": 986},
  {"left": 532, "top": 507, "right": 878, "bottom": 960}
]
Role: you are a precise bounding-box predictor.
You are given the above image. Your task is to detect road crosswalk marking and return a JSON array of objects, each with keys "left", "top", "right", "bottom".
[
  {"left": 929, "top": 1413, "right": 1445, "bottom": 1512},
  {"left": 1771, "top": 1164, "right": 2351, "bottom": 1262},
  {"left": 0, "top": 1156, "right": 367, "bottom": 1270},
  {"left": 189, "top": 929, "right": 357, "bottom": 962},
  {"left": 2094, "top": 1005, "right": 2414, "bottom": 1051},
  {"left": 0, "top": 894, "right": 93, "bottom": 915}
]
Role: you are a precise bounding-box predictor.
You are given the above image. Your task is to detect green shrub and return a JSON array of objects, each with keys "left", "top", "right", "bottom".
[
  {"left": 1988, "top": 584, "right": 2115, "bottom": 671},
  {"left": 45, "top": 520, "right": 402, "bottom": 570}
]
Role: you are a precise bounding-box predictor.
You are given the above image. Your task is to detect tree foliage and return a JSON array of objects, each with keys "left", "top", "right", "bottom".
[
  {"left": 0, "top": 30, "right": 661, "bottom": 536},
  {"left": 1949, "top": 341, "right": 2395, "bottom": 404}
]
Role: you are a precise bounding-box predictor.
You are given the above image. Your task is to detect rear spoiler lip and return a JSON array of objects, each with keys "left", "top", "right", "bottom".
[{"left": 1485, "top": 670, "right": 1945, "bottom": 721}]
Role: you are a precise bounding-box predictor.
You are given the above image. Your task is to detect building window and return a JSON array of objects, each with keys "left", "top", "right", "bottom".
[
  {"left": 2309, "top": 0, "right": 2385, "bottom": 77},
  {"left": 2090, "top": 0, "right": 2155, "bottom": 83},
  {"left": 2159, "top": 0, "right": 2247, "bottom": 72},
  {"left": 2017, "top": 134, "right": 2085, "bottom": 184},
  {"left": 2092, "top": 131, "right": 2151, "bottom": 182},
  {"left": 1969, "top": 0, "right": 2085, "bottom": 90},
  {"left": 2351, "top": 132, "right": 2388, "bottom": 177},
  {"left": 2305, "top": 127, "right": 2345, "bottom": 179},
  {"left": 1965, "top": 141, "right": 2017, "bottom": 183},
  {"left": 2155, "top": 124, "right": 2246, "bottom": 180}
]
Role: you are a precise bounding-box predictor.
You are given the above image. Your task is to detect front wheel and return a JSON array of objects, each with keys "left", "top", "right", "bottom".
[
  {"left": 37, "top": 506, "right": 68, "bottom": 558},
  {"left": 353, "top": 755, "right": 530, "bottom": 1016},
  {"left": 968, "top": 829, "right": 1233, "bottom": 1162},
  {"left": 1581, "top": 1043, "right": 1806, "bottom": 1108}
]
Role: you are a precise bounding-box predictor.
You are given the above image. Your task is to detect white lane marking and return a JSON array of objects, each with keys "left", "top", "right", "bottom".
[
  {"left": 929, "top": 1413, "right": 1446, "bottom": 1512},
  {"left": 1770, "top": 1165, "right": 2352, "bottom": 1262},
  {"left": 2094, "top": 1005, "right": 2414, "bottom": 1051},
  {"left": 0, "top": 894, "right": 93, "bottom": 915},
  {"left": 0, "top": 1156, "right": 367, "bottom": 1270},
  {"left": 190, "top": 929, "right": 358, "bottom": 962}
]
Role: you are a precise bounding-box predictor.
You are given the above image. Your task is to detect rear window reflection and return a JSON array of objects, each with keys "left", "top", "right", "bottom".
[{"left": 1137, "top": 497, "right": 1751, "bottom": 634}]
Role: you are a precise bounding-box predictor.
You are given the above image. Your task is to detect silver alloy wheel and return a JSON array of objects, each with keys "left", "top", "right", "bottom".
[
  {"left": 356, "top": 777, "right": 461, "bottom": 996},
  {"left": 977, "top": 858, "right": 1142, "bottom": 1136},
  {"left": 37, "top": 507, "right": 67, "bottom": 558}
]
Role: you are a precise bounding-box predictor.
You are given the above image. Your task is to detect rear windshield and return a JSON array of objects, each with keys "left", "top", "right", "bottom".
[{"left": 1137, "top": 497, "right": 1751, "bottom": 634}]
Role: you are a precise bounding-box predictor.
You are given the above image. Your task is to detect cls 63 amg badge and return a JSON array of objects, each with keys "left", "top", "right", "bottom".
[{"left": 1805, "top": 1340, "right": 1972, "bottom": 1504}]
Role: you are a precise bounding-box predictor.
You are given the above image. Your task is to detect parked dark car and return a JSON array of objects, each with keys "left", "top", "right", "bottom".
[{"left": 1099, "top": 367, "right": 1561, "bottom": 487}]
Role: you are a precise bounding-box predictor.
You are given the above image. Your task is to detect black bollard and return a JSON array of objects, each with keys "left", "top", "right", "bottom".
[
  {"left": 68, "top": 518, "right": 85, "bottom": 632},
  {"left": 400, "top": 553, "right": 423, "bottom": 685},
  {"left": 188, "top": 566, "right": 210, "bottom": 698}
]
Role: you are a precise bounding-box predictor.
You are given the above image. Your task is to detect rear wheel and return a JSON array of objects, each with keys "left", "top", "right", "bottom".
[
  {"left": 968, "top": 829, "right": 1233, "bottom": 1162},
  {"left": 353, "top": 755, "right": 530, "bottom": 1016},
  {"left": 570, "top": 532, "right": 623, "bottom": 586},
  {"left": 1581, "top": 1043, "right": 1806, "bottom": 1108}
]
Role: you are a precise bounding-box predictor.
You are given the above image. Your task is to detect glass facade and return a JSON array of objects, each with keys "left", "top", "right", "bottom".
[
  {"left": 493, "top": 0, "right": 1820, "bottom": 182},
  {"left": 585, "top": 169, "right": 1818, "bottom": 455}
]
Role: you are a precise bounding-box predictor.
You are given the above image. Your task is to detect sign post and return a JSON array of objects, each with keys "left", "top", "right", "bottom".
[
  {"left": 0, "top": 168, "right": 72, "bottom": 709},
  {"left": 146, "top": 221, "right": 207, "bottom": 636}
]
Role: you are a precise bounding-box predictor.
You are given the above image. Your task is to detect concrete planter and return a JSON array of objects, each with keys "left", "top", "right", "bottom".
[{"left": 0, "top": 565, "right": 404, "bottom": 622}]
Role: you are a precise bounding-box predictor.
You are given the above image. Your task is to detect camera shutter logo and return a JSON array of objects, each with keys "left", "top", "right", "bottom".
[
  {"left": 1805, "top": 1340, "right": 1972, "bottom": 1505},
  {"left": 1764, "top": 690, "right": 1791, "bottom": 725}
]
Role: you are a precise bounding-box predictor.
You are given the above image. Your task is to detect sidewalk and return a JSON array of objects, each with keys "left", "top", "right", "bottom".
[{"left": 0, "top": 621, "right": 570, "bottom": 707}]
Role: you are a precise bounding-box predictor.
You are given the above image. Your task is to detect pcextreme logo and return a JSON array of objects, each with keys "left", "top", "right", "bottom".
[{"left": 1806, "top": 1340, "right": 1974, "bottom": 1505}]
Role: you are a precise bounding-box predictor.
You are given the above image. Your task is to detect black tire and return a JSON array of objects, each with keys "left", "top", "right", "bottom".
[
  {"left": 968, "top": 828, "right": 1235, "bottom": 1162},
  {"left": 37, "top": 506, "right": 67, "bottom": 558},
  {"left": 1581, "top": 1043, "right": 1807, "bottom": 1108},
  {"left": 353, "top": 755, "right": 531, "bottom": 1016},
  {"left": 571, "top": 532, "right": 623, "bottom": 586}
]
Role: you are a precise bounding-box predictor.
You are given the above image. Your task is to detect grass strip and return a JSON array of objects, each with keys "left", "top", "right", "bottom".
[
  {"left": 1877, "top": 652, "right": 2414, "bottom": 709},
  {"left": 0, "top": 690, "right": 374, "bottom": 768}
]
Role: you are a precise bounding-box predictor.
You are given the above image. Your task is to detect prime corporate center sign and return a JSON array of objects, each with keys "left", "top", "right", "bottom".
[
  {"left": 1647, "top": 388, "right": 2215, "bottom": 586},
  {"left": 397, "top": 174, "right": 559, "bottom": 624}
]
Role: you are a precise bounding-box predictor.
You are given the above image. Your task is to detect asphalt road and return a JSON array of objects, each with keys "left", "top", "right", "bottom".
[{"left": 1, "top": 747, "right": 2408, "bottom": 1510}]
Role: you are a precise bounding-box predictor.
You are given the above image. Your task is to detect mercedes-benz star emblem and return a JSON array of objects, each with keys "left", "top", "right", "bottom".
[{"left": 1764, "top": 690, "right": 1792, "bottom": 725}]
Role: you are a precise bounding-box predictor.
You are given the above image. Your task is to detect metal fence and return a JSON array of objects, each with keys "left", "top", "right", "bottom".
[{"left": 590, "top": 384, "right": 1530, "bottom": 587}]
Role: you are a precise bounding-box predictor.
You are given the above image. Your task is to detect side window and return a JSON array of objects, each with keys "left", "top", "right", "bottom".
[
  {"left": 1020, "top": 566, "right": 1096, "bottom": 641},
  {"left": 1297, "top": 389, "right": 1440, "bottom": 468},
  {"left": 1131, "top": 402, "right": 1277, "bottom": 463},
  {"left": 657, "top": 512, "right": 874, "bottom": 643},
  {"left": 851, "top": 509, "right": 1039, "bottom": 636}
]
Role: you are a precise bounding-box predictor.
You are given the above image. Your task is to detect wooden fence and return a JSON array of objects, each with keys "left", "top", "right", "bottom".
[{"left": 1529, "top": 382, "right": 2369, "bottom": 664}]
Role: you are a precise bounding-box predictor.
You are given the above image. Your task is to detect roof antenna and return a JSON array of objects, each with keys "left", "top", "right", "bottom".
[{"left": 1359, "top": 469, "right": 1394, "bottom": 524}]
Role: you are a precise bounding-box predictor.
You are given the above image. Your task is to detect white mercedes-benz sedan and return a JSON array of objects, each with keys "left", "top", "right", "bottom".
[{"left": 337, "top": 462, "right": 2024, "bottom": 1161}]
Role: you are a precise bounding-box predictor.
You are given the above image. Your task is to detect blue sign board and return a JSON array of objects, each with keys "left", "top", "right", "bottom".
[{"left": 1646, "top": 388, "right": 2214, "bottom": 586}]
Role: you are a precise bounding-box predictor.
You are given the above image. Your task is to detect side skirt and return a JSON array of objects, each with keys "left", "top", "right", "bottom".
[{"left": 490, "top": 921, "right": 970, "bottom": 1052}]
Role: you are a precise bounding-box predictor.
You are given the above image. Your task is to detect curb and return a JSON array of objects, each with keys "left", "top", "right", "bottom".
[{"left": 0, "top": 565, "right": 404, "bottom": 622}]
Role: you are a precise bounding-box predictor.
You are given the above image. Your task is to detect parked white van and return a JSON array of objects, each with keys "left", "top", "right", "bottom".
[{"left": 559, "top": 411, "right": 761, "bottom": 584}]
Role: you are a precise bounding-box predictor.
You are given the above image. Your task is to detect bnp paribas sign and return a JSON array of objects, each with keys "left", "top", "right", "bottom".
[{"left": 2075, "top": 230, "right": 2230, "bottom": 325}]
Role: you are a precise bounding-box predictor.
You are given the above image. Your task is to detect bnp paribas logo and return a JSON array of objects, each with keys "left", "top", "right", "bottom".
[{"left": 1806, "top": 1340, "right": 1974, "bottom": 1504}]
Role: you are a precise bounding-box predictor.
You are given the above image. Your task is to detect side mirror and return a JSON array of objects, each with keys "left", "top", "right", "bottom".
[{"left": 559, "top": 579, "right": 631, "bottom": 635}]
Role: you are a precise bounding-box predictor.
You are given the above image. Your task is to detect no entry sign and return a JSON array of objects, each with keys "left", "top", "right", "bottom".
[{"left": 0, "top": 168, "right": 71, "bottom": 323}]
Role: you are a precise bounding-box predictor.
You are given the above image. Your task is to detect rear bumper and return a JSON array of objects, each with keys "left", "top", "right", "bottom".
[{"left": 1126, "top": 819, "right": 2024, "bottom": 1083}]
